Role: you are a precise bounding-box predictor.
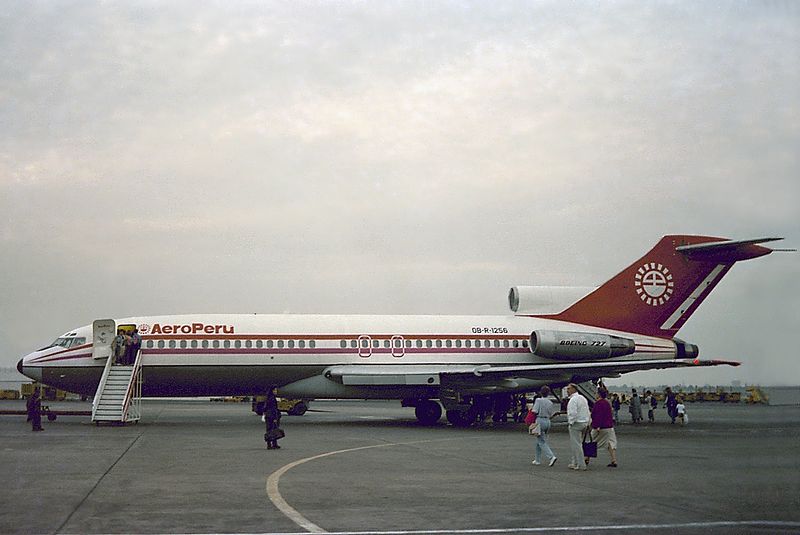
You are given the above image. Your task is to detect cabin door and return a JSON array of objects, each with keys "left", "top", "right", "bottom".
[{"left": 92, "top": 319, "right": 116, "bottom": 360}]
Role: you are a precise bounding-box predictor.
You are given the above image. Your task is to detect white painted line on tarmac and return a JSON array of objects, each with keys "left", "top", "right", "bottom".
[
  {"left": 265, "top": 439, "right": 456, "bottom": 534},
  {"left": 299, "top": 521, "right": 800, "bottom": 533},
  {"left": 176, "top": 520, "right": 800, "bottom": 535}
]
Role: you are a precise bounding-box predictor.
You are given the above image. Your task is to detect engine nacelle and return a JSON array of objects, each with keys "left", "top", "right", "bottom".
[
  {"left": 530, "top": 330, "right": 636, "bottom": 361},
  {"left": 509, "top": 286, "right": 596, "bottom": 314}
]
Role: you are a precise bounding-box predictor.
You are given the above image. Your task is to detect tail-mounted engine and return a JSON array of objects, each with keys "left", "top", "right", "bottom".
[{"left": 530, "top": 330, "right": 636, "bottom": 361}]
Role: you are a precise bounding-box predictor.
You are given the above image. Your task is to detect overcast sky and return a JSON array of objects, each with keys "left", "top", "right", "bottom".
[{"left": 1, "top": 1, "right": 798, "bottom": 386}]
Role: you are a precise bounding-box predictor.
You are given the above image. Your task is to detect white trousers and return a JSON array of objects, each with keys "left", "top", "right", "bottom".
[{"left": 568, "top": 422, "right": 588, "bottom": 468}]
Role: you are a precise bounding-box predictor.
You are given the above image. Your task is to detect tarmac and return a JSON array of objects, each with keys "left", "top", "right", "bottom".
[{"left": 1, "top": 399, "right": 799, "bottom": 535}]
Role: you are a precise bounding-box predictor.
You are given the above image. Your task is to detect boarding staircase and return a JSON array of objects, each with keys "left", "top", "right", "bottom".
[{"left": 91, "top": 319, "right": 143, "bottom": 424}]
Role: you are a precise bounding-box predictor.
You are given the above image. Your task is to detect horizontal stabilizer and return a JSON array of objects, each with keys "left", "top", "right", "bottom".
[{"left": 676, "top": 237, "right": 784, "bottom": 261}]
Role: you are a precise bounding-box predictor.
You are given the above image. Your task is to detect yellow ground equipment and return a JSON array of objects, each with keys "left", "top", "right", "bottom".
[
  {"left": 252, "top": 396, "right": 310, "bottom": 416},
  {"left": 20, "top": 383, "right": 67, "bottom": 401}
]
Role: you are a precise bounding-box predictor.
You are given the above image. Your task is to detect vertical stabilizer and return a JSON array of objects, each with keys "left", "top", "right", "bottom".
[{"left": 535, "top": 235, "right": 780, "bottom": 338}]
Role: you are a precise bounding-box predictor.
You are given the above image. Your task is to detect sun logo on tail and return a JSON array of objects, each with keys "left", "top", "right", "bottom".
[{"left": 635, "top": 263, "right": 674, "bottom": 306}]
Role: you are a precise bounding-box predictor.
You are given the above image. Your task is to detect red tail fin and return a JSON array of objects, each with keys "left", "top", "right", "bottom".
[{"left": 542, "top": 235, "right": 778, "bottom": 338}]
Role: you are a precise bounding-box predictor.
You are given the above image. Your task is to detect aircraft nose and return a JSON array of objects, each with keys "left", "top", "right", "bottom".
[{"left": 18, "top": 355, "right": 41, "bottom": 381}]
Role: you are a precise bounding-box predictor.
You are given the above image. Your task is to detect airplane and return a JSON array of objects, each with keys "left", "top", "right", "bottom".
[{"left": 17, "top": 234, "right": 791, "bottom": 426}]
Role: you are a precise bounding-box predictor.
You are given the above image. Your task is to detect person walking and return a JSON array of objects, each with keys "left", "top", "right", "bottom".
[
  {"left": 590, "top": 389, "right": 618, "bottom": 467},
  {"left": 27, "top": 387, "right": 44, "bottom": 431},
  {"left": 648, "top": 390, "right": 658, "bottom": 423},
  {"left": 611, "top": 393, "right": 621, "bottom": 424},
  {"left": 127, "top": 328, "right": 142, "bottom": 365},
  {"left": 530, "top": 386, "right": 558, "bottom": 467},
  {"left": 566, "top": 383, "right": 590, "bottom": 471},
  {"left": 665, "top": 387, "right": 678, "bottom": 424},
  {"left": 264, "top": 386, "right": 283, "bottom": 450},
  {"left": 676, "top": 398, "right": 688, "bottom": 425},
  {"left": 629, "top": 389, "right": 643, "bottom": 424},
  {"left": 111, "top": 328, "right": 128, "bottom": 365}
]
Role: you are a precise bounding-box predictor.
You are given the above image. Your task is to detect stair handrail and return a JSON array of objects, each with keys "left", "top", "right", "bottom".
[
  {"left": 91, "top": 349, "right": 117, "bottom": 420},
  {"left": 121, "top": 348, "right": 143, "bottom": 422}
]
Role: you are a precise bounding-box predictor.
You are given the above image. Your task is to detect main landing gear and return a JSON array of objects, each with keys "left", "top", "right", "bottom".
[
  {"left": 405, "top": 398, "right": 479, "bottom": 427},
  {"left": 413, "top": 399, "right": 443, "bottom": 426}
]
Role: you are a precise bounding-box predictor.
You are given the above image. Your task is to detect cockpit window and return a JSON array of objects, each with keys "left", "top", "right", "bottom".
[{"left": 46, "top": 337, "right": 87, "bottom": 349}]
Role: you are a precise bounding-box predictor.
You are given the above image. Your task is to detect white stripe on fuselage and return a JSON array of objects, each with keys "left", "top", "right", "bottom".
[{"left": 28, "top": 314, "right": 675, "bottom": 369}]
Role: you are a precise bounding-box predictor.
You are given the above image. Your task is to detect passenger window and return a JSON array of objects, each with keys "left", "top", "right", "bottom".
[
  {"left": 494, "top": 340, "right": 500, "bottom": 348},
  {"left": 405, "top": 340, "right": 412, "bottom": 348},
  {"left": 426, "top": 340, "right": 433, "bottom": 348},
  {"left": 267, "top": 340, "right": 274, "bottom": 349},
  {"left": 234, "top": 340, "right": 241, "bottom": 349},
  {"left": 147, "top": 340, "right": 154, "bottom": 349},
  {"left": 245, "top": 340, "right": 252, "bottom": 348},
  {"left": 340, "top": 340, "right": 347, "bottom": 348},
  {"left": 256, "top": 340, "right": 262, "bottom": 349},
  {"left": 522, "top": 340, "right": 528, "bottom": 348},
  {"left": 180, "top": 340, "right": 187, "bottom": 349},
  {"left": 416, "top": 340, "right": 422, "bottom": 348},
  {"left": 309, "top": 340, "right": 315, "bottom": 349},
  {"left": 504, "top": 340, "right": 510, "bottom": 348},
  {"left": 373, "top": 340, "right": 379, "bottom": 348},
  {"left": 278, "top": 340, "right": 284, "bottom": 349},
  {"left": 213, "top": 340, "right": 220, "bottom": 348},
  {"left": 474, "top": 340, "right": 481, "bottom": 348},
  {"left": 169, "top": 340, "right": 176, "bottom": 349},
  {"left": 513, "top": 340, "right": 519, "bottom": 348},
  {"left": 446, "top": 340, "right": 452, "bottom": 348},
  {"left": 202, "top": 340, "right": 209, "bottom": 348},
  {"left": 224, "top": 340, "right": 230, "bottom": 349},
  {"left": 298, "top": 340, "right": 305, "bottom": 349},
  {"left": 435, "top": 340, "right": 442, "bottom": 348},
  {"left": 384, "top": 340, "right": 390, "bottom": 348},
  {"left": 361, "top": 339, "right": 369, "bottom": 348},
  {"left": 288, "top": 340, "right": 295, "bottom": 349},
  {"left": 351, "top": 340, "right": 358, "bottom": 349},
  {"left": 455, "top": 339, "right": 462, "bottom": 348},
  {"left": 191, "top": 340, "right": 198, "bottom": 349},
  {"left": 158, "top": 340, "right": 165, "bottom": 349}
]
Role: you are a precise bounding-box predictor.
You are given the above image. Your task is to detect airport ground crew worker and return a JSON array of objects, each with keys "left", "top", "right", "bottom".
[
  {"left": 264, "top": 387, "right": 283, "bottom": 450},
  {"left": 27, "top": 387, "right": 44, "bottom": 431}
]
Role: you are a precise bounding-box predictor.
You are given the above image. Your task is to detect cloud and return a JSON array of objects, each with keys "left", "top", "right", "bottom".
[{"left": 0, "top": 2, "right": 798, "bottom": 385}]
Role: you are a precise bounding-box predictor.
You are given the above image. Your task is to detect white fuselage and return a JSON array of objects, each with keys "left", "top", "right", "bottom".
[{"left": 20, "top": 313, "right": 675, "bottom": 398}]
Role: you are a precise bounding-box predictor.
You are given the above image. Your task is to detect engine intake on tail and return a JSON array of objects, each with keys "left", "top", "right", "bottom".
[
  {"left": 530, "top": 330, "right": 636, "bottom": 361},
  {"left": 509, "top": 286, "right": 596, "bottom": 315}
]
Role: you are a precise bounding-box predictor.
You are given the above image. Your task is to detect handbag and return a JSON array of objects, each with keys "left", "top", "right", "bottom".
[
  {"left": 582, "top": 429, "right": 598, "bottom": 458},
  {"left": 524, "top": 410, "right": 537, "bottom": 425},
  {"left": 528, "top": 422, "right": 541, "bottom": 436},
  {"left": 265, "top": 428, "right": 286, "bottom": 441}
]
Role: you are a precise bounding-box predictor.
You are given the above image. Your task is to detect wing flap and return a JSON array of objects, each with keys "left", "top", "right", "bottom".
[{"left": 325, "top": 359, "right": 740, "bottom": 387}]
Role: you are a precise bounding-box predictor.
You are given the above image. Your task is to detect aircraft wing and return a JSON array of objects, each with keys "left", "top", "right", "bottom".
[{"left": 325, "top": 358, "right": 740, "bottom": 387}]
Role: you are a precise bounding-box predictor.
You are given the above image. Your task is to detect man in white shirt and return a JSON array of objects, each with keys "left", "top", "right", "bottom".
[{"left": 566, "top": 383, "right": 591, "bottom": 470}]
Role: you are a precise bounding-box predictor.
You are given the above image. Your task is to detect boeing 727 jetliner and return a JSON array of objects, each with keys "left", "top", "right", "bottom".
[{"left": 18, "top": 235, "right": 789, "bottom": 426}]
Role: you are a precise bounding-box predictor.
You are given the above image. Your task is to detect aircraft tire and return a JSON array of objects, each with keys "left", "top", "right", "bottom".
[
  {"left": 446, "top": 407, "right": 477, "bottom": 428},
  {"left": 288, "top": 401, "right": 308, "bottom": 416},
  {"left": 414, "top": 400, "right": 442, "bottom": 425}
]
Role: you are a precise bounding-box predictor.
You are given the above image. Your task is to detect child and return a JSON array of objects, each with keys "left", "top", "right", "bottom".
[{"left": 676, "top": 399, "right": 688, "bottom": 425}]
